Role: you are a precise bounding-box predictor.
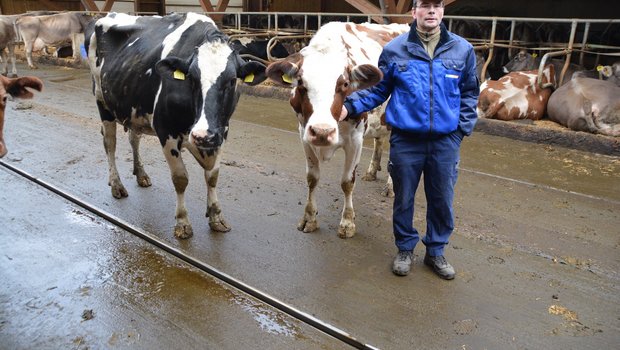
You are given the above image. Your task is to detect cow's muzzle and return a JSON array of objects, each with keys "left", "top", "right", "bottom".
[
  {"left": 307, "top": 123, "right": 337, "bottom": 146},
  {"left": 190, "top": 129, "right": 224, "bottom": 150}
]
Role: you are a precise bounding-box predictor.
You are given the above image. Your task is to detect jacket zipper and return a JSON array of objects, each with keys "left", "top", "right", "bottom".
[{"left": 429, "top": 58, "right": 434, "bottom": 134}]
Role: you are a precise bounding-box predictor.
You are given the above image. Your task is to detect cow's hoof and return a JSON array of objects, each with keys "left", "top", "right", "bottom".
[
  {"left": 137, "top": 175, "right": 152, "bottom": 187},
  {"left": 0, "top": 144, "right": 7, "bottom": 158},
  {"left": 209, "top": 218, "right": 231, "bottom": 232},
  {"left": 338, "top": 224, "right": 356, "bottom": 239},
  {"left": 174, "top": 224, "right": 193, "bottom": 239},
  {"left": 297, "top": 218, "right": 318, "bottom": 232},
  {"left": 361, "top": 172, "right": 377, "bottom": 181},
  {"left": 381, "top": 186, "right": 395, "bottom": 198},
  {"left": 8, "top": 73, "right": 17, "bottom": 78},
  {"left": 110, "top": 185, "right": 128, "bottom": 198}
]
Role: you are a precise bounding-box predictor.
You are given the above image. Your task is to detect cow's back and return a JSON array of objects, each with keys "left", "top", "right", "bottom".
[
  {"left": 548, "top": 77, "right": 620, "bottom": 133},
  {"left": 88, "top": 13, "right": 218, "bottom": 122}
]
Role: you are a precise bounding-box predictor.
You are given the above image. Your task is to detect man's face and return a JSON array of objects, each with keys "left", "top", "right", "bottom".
[{"left": 412, "top": 1, "right": 444, "bottom": 32}]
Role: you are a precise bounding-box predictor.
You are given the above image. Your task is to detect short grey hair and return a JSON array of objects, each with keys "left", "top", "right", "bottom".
[{"left": 412, "top": 0, "right": 444, "bottom": 8}]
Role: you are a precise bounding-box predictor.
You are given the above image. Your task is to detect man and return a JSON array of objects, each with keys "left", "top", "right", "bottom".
[{"left": 340, "top": 0, "right": 479, "bottom": 279}]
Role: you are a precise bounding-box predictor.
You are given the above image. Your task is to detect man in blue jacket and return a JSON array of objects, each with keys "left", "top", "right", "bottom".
[{"left": 341, "top": 0, "right": 479, "bottom": 279}]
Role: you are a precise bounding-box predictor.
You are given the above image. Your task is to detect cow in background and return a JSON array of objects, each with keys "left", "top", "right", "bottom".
[
  {"left": 266, "top": 22, "right": 409, "bottom": 238},
  {"left": 0, "top": 75, "right": 43, "bottom": 157},
  {"left": 572, "top": 62, "right": 620, "bottom": 87},
  {"left": 547, "top": 78, "right": 620, "bottom": 137},
  {"left": 477, "top": 65, "right": 556, "bottom": 121},
  {"left": 0, "top": 15, "right": 21, "bottom": 77},
  {"left": 502, "top": 49, "right": 584, "bottom": 86},
  {"left": 0, "top": 12, "right": 55, "bottom": 77},
  {"left": 16, "top": 12, "right": 94, "bottom": 69},
  {"left": 230, "top": 37, "right": 290, "bottom": 63},
  {"left": 86, "top": 12, "right": 266, "bottom": 239}
]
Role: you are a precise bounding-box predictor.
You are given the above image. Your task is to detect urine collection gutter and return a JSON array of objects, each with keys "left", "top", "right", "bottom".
[{"left": 0, "top": 159, "right": 379, "bottom": 350}]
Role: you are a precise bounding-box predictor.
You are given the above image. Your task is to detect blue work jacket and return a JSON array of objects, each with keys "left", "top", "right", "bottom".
[{"left": 344, "top": 22, "right": 479, "bottom": 136}]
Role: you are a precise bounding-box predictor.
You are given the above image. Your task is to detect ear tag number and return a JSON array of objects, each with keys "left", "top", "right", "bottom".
[
  {"left": 282, "top": 74, "right": 293, "bottom": 84},
  {"left": 174, "top": 70, "right": 186, "bottom": 80},
  {"left": 244, "top": 73, "right": 255, "bottom": 83}
]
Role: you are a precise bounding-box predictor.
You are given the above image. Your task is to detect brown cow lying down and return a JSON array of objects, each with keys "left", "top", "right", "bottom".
[
  {"left": 477, "top": 64, "right": 556, "bottom": 121},
  {"left": 547, "top": 77, "right": 620, "bottom": 137},
  {"left": 0, "top": 75, "right": 43, "bottom": 158}
]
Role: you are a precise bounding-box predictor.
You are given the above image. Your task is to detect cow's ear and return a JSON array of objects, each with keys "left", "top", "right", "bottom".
[
  {"left": 6, "top": 76, "right": 43, "bottom": 99},
  {"left": 265, "top": 53, "right": 303, "bottom": 87},
  {"left": 350, "top": 64, "right": 383, "bottom": 90},
  {"left": 155, "top": 57, "right": 190, "bottom": 81},
  {"left": 237, "top": 61, "right": 267, "bottom": 86}
]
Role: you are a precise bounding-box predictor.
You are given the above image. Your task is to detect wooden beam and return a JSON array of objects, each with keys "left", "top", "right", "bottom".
[
  {"left": 102, "top": 0, "right": 117, "bottom": 12},
  {"left": 199, "top": 0, "right": 215, "bottom": 12},
  {"left": 215, "top": 0, "right": 230, "bottom": 11},
  {"left": 384, "top": 0, "right": 397, "bottom": 13},
  {"left": 343, "top": 0, "right": 385, "bottom": 23},
  {"left": 80, "top": 0, "right": 100, "bottom": 11},
  {"left": 396, "top": 0, "right": 413, "bottom": 13},
  {"left": 38, "top": 0, "right": 65, "bottom": 11}
]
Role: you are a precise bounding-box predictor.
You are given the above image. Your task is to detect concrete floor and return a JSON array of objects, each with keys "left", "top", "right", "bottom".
[{"left": 0, "top": 62, "right": 619, "bottom": 349}]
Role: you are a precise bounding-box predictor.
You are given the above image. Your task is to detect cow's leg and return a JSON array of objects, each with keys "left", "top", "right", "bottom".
[
  {"left": 0, "top": 110, "right": 6, "bottom": 158},
  {"left": 71, "top": 33, "right": 83, "bottom": 63},
  {"left": 339, "top": 138, "right": 363, "bottom": 239},
  {"left": 7, "top": 44, "right": 17, "bottom": 77},
  {"left": 127, "top": 129, "right": 152, "bottom": 187},
  {"left": 101, "top": 120, "right": 128, "bottom": 198},
  {"left": 0, "top": 49, "right": 7, "bottom": 76},
  {"left": 382, "top": 174, "right": 395, "bottom": 198},
  {"left": 162, "top": 138, "right": 193, "bottom": 239},
  {"left": 298, "top": 143, "right": 320, "bottom": 233},
  {"left": 362, "top": 136, "right": 383, "bottom": 181},
  {"left": 24, "top": 41, "right": 37, "bottom": 69},
  {"left": 202, "top": 152, "right": 230, "bottom": 232}
]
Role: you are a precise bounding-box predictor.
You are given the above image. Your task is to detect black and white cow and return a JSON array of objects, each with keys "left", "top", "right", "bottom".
[{"left": 86, "top": 12, "right": 266, "bottom": 238}]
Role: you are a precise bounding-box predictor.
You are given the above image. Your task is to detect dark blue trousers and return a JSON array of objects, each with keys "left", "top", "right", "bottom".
[{"left": 388, "top": 130, "right": 462, "bottom": 256}]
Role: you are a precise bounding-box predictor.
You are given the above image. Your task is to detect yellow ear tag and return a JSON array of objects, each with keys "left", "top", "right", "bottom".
[
  {"left": 244, "top": 73, "right": 255, "bottom": 83},
  {"left": 531, "top": 53, "right": 538, "bottom": 58},
  {"left": 596, "top": 65, "right": 604, "bottom": 72},
  {"left": 282, "top": 74, "right": 293, "bottom": 84},
  {"left": 173, "top": 69, "right": 185, "bottom": 80}
]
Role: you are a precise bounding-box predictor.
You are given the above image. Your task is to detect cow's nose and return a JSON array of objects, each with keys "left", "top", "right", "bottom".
[
  {"left": 307, "top": 124, "right": 337, "bottom": 146},
  {"left": 191, "top": 130, "right": 221, "bottom": 149}
]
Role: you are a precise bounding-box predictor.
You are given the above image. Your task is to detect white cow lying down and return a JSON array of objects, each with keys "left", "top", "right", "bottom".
[{"left": 547, "top": 77, "right": 620, "bottom": 137}]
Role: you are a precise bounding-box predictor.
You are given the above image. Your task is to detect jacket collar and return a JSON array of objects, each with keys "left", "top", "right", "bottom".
[{"left": 407, "top": 21, "right": 453, "bottom": 59}]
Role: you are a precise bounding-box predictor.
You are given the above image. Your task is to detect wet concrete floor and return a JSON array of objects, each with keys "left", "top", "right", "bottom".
[{"left": 1, "top": 62, "right": 619, "bottom": 349}]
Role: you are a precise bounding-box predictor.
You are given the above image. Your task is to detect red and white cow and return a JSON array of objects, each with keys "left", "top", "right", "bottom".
[
  {"left": 547, "top": 77, "right": 620, "bottom": 136},
  {"left": 477, "top": 64, "right": 556, "bottom": 121},
  {"left": 16, "top": 12, "right": 94, "bottom": 69},
  {"left": 0, "top": 75, "right": 43, "bottom": 158},
  {"left": 266, "top": 22, "right": 408, "bottom": 238}
]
